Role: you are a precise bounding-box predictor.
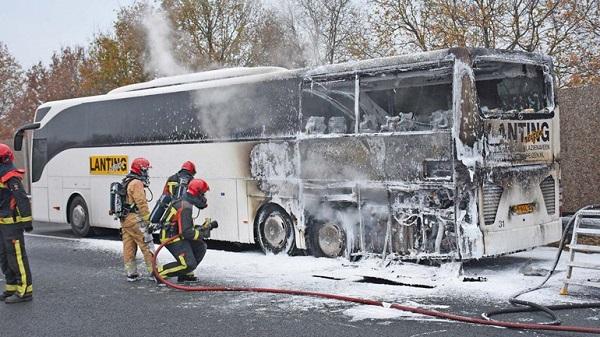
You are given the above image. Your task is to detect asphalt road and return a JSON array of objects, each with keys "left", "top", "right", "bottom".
[{"left": 0, "top": 222, "right": 597, "bottom": 337}]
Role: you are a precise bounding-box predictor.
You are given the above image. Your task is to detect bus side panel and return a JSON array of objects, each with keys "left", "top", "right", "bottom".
[
  {"left": 205, "top": 179, "right": 239, "bottom": 242},
  {"left": 47, "top": 177, "right": 64, "bottom": 223},
  {"left": 298, "top": 132, "right": 453, "bottom": 181},
  {"left": 31, "top": 187, "right": 49, "bottom": 222},
  {"left": 236, "top": 180, "right": 253, "bottom": 244},
  {"left": 89, "top": 176, "right": 119, "bottom": 229}
]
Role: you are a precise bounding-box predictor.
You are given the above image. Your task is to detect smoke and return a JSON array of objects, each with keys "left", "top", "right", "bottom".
[{"left": 141, "top": 8, "right": 189, "bottom": 77}]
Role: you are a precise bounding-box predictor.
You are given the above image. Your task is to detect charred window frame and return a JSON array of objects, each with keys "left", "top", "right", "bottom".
[
  {"left": 474, "top": 61, "right": 554, "bottom": 120},
  {"left": 300, "top": 77, "right": 356, "bottom": 135},
  {"left": 357, "top": 66, "right": 453, "bottom": 133}
]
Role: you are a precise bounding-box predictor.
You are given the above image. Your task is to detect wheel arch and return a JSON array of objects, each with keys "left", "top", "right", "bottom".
[
  {"left": 66, "top": 192, "right": 85, "bottom": 224},
  {"left": 253, "top": 202, "right": 291, "bottom": 242},
  {"left": 253, "top": 201, "right": 297, "bottom": 255},
  {"left": 305, "top": 200, "right": 358, "bottom": 258}
]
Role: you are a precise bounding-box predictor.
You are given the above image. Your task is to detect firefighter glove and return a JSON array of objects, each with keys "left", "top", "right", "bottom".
[{"left": 24, "top": 222, "right": 33, "bottom": 232}]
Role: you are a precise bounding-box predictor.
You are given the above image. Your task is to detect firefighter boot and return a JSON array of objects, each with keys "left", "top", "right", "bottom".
[
  {"left": 177, "top": 273, "right": 199, "bottom": 284},
  {"left": 4, "top": 292, "right": 32, "bottom": 304},
  {"left": 127, "top": 273, "right": 140, "bottom": 282},
  {"left": 0, "top": 291, "right": 14, "bottom": 300}
]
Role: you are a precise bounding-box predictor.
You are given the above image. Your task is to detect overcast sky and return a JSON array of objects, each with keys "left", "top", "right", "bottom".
[{"left": 0, "top": 0, "right": 136, "bottom": 69}]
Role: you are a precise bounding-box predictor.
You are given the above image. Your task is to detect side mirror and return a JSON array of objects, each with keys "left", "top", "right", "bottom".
[{"left": 13, "top": 123, "right": 40, "bottom": 151}]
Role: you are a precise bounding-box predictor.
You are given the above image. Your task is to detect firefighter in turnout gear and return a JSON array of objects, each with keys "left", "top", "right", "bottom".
[
  {"left": 148, "top": 161, "right": 197, "bottom": 230},
  {"left": 0, "top": 144, "right": 33, "bottom": 303},
  {"left": 163, "top": 161, "right": 196, "bottom": 199},
  {"left": 121, "top": 158, "right": 155, "bottom": 282},
  {"left": 157, "top": 179, "right": 215, "bottom": 283}
]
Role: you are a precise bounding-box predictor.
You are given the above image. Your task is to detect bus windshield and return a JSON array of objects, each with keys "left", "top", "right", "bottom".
[{"left": 475, "top": 62, "right": 551, "bottom": 118}]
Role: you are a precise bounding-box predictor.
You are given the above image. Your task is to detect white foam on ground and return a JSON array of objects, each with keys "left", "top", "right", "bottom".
[{"left": 64, "top": 236, "right": 600, "bottom": 322}]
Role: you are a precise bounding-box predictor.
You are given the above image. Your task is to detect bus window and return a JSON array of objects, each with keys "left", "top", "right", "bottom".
[
  {"left": 358, "top": 68, "right": 453, "bottom": 133},
  {"left": 475, "top": 62, "right": 551, "bottom": 118},
  {"left": 34, "top": 107, "right": 51, "bottom": 122},
  {"left": 32, "top": 138, "right": 47, "bottom": 183},
  {"left": 301, "top": 79, "right": 355, "bottom": 135}
]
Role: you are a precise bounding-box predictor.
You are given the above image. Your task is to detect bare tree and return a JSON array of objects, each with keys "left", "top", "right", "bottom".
[
  {"left": 293, "top": 0, "right": 365, "bottom": 64},
  {"left": 244, "top": 7, "right": 307, "bottom": 68},
  {"left": 370, "top": 0, "right": 600, "bottom": 87},
  {"left": 161, "top": 0, "right": 262, "bottom": 69},
  {"left": 80, "top": 1, "right": 150, "bottom": 95},
  {"left": 370, "top": 0, "right": 434, "bottom": 53},
  {"left": 0, "top": 42, "right": 24, "bottom": 120}
]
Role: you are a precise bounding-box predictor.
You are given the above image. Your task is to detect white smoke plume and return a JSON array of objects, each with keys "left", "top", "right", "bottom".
[{"left": 141, "top": 7, "right": 189, "bottom": 77}]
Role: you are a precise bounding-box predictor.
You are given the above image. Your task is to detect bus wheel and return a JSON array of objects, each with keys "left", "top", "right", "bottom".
[
  {"left": 255, "top": 205, "right": 295, "bottom": 255},
  {"left": 309, "top": 221, "right": 346, "bottom": 258},
  {"left": 69, "top": 196, "right": 93, "bottom": 237}
]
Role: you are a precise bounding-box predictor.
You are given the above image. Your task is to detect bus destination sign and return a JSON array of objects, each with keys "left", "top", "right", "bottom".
[{"left": 89, "top": 155, "right": 128, "bottom": 175}]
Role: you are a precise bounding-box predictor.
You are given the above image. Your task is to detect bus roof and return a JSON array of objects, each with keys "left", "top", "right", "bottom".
[
  {"left": 35, "top": 47, "right": 551, "bottom": 124},
  {"left": 107, "top": 66, "right": 287, "bottom": 94},
  {"left": 306, "top": 48, "right": 552, "bottom": 78}
]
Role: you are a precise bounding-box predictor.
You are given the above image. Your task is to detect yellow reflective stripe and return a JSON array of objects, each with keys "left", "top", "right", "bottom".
[
  {"left": 159, "top": 255, "right": 187, "bottom": 277},
  {"left": 0, "top": 182, "right": 5, "bottom": 188},
  {"left": 5, "top": 284, "right": 17, "bottom": 292},
  {"left": 167, "top": 182, "right": 178, "bottom": 195},
  {"left": 159, "top": 232, "right": 181, "bottom": 244},
  {"left": 165, "top": 207, "right": 177, "bottom": 223},
  {"left": 13, "top": 240, "right": 28, "bottom": 296},
  {"left": 0, "top": 216, "right": 33, "bottom": 224},
  {"left": 193, "top": 229, "right": 200, "bottom": 240},
  {"left": 26, "top": 285, "right": 32, "bottom": 293}
]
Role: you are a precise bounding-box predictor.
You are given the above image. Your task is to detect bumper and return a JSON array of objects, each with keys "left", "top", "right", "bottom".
[{"left": 482, "top": 219, "right": 562, "bottom": 256}]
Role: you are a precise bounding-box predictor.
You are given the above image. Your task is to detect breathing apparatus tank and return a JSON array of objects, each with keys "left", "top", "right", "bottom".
[{"left": 150, "top": 194, "right": 172, "bottom": 224}]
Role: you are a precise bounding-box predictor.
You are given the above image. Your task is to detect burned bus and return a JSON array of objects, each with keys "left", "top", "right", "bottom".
[{"left": 15, "top": 47, "right": 560, "bottom": 259}]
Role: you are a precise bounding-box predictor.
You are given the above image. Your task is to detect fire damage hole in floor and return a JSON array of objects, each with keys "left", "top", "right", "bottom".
[
  {"left": 312, "top": 275, "right": 345, "bottom": 281},
  {"left": 311, "top": 274, "right": 438, "bottom": 288},
  {"left": 356, "top": 276, "right": 436, "bottom": 288}
]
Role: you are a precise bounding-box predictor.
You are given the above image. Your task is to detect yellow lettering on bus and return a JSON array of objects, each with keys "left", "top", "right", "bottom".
[{"left": 89, "top": 155, "right": 128, "bottom": 175}]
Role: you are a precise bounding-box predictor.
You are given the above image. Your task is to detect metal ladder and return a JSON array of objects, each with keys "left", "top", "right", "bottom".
[{"left": 560, "top": 209, "right": 600, "bottom": 295}]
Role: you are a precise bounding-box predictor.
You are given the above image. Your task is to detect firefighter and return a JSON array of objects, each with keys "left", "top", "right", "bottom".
[
  {"left": 0, "top": 143, "right": 33, "bottom": 303},
  {"left": 121, "top": 157, "right": 155, "bottom": 282},
  {"left": 162, "top": 161, "right": 197, "bottom": 199},
  {"left": 157, "top": 179, "right": 214, "bottom": 283}
]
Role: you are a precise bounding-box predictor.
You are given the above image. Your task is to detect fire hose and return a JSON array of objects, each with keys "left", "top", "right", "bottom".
[{"left": 151, "top": 236, "right": 600, "bottom": 334}]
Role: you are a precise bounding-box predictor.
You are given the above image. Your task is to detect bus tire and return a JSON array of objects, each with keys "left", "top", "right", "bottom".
[
  {"left": 255, "top": 204, "right": 295, "bottom": 255},
  {"left": 69, "top": 195, "right": 93, "bottom": 237},
  {"left": 308, "top": 220, "right": 346, "bottom": 258}
]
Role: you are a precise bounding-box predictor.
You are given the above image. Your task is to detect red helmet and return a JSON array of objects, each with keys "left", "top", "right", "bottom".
[
  {"left": 181, "top": 161, "right": 196, "bottom": 175},
  {"left": 0, "top": 144, "right": 14, "bottom": 164},
  {"left": 131, "top": 157, "right": 151, "bottom": 175},
  {"left": 187, "top": 179, "right": 209, "bottom": 196}
]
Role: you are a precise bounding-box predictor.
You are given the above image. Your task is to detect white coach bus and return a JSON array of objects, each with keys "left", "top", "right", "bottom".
[{"left": 15, "top": 48, "right": 561, "bottom": 260}]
